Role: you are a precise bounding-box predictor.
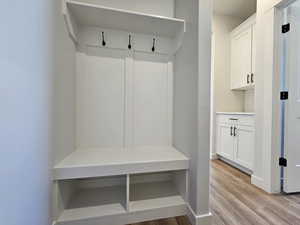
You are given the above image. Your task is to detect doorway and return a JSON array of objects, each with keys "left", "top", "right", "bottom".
[
  {"left": 210, "top": 0, "right": 256, "bottom": 176},
  {"left": 279, "top": 0, "right": 300, "bottom": 193}
]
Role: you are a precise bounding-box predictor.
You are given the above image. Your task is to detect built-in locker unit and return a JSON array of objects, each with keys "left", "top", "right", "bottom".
[{"left": 53, "top": 1, "right": 191, "bottom": 224}]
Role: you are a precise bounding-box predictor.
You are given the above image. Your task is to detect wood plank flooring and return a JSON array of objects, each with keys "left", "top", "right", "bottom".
[
  {"left": 211, "top": 159, "right": 300, "bottom": 225},
  {"left": 129, "top": 159, "right": 300, "bottom": 225},
  {"left": 129, "top": 216, "right": 191, "bottom": 225}
]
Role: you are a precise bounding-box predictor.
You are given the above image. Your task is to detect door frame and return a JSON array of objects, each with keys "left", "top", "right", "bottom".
[
  {"left": 276, "top": 0, "right": 300, "bottom": 192},
  {"left": 210, "top": 32, "right": 218, "bottom": 160},
  {"left": 262, "top": 0, "right": 299, "bottom": 193},
  {"left": 250, "top": 0, "right": 299, "bottom": 194}
]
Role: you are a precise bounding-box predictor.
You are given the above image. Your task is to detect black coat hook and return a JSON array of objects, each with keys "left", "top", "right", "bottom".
[
  {"left": 152, "top": 38, "right": 156, "bottom": 52},
  {"left": 128, "top": 35, "right": 132, "bottom": 50},
  {"left": 101, "top": 32, "right": 106, "bottom": 46}
]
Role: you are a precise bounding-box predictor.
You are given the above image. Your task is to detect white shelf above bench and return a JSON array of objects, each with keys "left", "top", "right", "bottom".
[
  {"left": 53, "top": 146, "right": 189, "bottom": 180},
  {"left": 62, "top": 0, "right": 185, "bottom": 51}
]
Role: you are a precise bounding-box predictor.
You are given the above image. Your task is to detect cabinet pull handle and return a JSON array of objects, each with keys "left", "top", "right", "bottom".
[
  {"left": 251, "top": 73, "right": 254, "bottom": 83},
  {"left": 230, "top": 126, "right": 233, "bottom": 136},
  {"left": 128, "top": 34, "right": 132, "bottom": 49},
  {"left": 101, "top": 31, "right": 106, "bottom": 46},
  {"left": 247, "top": 74, "right": 250, "bottom": 84},
  {"left": 234, "top": 127, "right": 237, "bottom": 137},
  {"left": 229, "top": 118, "right": 238, "bottom": 121}
]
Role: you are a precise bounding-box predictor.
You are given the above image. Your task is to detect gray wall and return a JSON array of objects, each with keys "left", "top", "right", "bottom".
[
  {"left": 174, "top": 0, "right": 211, "bottom": 215},
  {"left": 0, "top": 0, "right": 76, "bottom": 224},
  {"left": 52, "top": 0, "right": 76, "bottom": 165},
  {"left": 51, "top": 0, "right": 77, "bottom": 220},
  {"left": 0, "top": 1, "right": 54, "bottom": 224}
]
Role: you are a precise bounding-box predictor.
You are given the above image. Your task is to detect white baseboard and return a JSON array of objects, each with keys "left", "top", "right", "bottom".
[
  {"left": 187, "top": 204, "right": 212, "bottom": 225},
  {"left": 218, "top": 156, "right": 252, "bottom": 175},
  {"left": 251, "top": 175, "right": 265, "bottom": 190},
  {"left": 210, "top": 153, "right": 218, "bottom": 160}
]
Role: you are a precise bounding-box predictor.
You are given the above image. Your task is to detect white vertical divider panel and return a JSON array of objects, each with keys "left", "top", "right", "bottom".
[
  {"left": 76, "top": 50, "right": 125, "bottom": 149},
  {"left": 125, "top": 57, "right": 134, "bottom": 148},
  {"left": 132, "top": 53, "right": 173, "bottom": 146},
  {"left": 173, "top": 170, "right": 188, "bottom": 202},
  {"left": 185, "top": 170, "right": 189, "bottom": 202},
  {"left": 167, "top": 62, "right": 174, "bottom": 145},
  {"left": 126, "top": 174, "right": 130, "bottom": 211}
]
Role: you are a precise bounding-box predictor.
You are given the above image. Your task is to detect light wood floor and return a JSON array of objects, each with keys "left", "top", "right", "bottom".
[
  {"left": 211, "top": 159, "right": 300, "bottom": 225},
  {"left": 129, "top": 160, "right": 300, "bottom": 225}
]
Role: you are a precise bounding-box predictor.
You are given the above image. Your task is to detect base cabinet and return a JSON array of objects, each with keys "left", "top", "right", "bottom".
[
  {"left": 217, "top": 124, "right": 235, "bottom": 160},
  {"left": 235, "top": 125, "right": 254, "bottom": 170},
  {"left": 216, "top": 114, "right": 254, "bottom": 171}
]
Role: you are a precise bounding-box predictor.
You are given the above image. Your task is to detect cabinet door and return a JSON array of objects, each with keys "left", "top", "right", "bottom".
[
  {"left": 231, "top": 27, "right": 252, "bottom": 89},
  {"left": 235, "top": 125, "right": 254, "bottom": 170},
  {"left": 217, "top": 123, "right": 234, "bottom": 160},
  {"left": 230, "top": 35, "right": 241, "bottom": 89}
]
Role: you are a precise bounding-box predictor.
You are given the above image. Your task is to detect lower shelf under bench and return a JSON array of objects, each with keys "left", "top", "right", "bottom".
[{"left": 54, "top": 171, "right": 188, "bottom": 225}]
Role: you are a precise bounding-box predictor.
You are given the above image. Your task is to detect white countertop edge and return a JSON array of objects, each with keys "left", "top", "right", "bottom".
[{"left": 216, "top": 112, "right": 255, "bottom": 116}]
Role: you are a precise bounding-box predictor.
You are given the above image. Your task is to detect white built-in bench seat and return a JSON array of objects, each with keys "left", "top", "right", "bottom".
[{"left": 54, "top": 146, "right": 189, "bottom": 180}]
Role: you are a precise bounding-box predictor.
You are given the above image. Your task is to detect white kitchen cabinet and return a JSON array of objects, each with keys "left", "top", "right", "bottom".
[
  {"left": 231, "top": 14, "right": 256, "bottom": 90},
  {"left": 217, "top": 123, "right": 235, "bottom": 160},
  {"left": 216, "top": 113, "right": 255, "bottom": 171},
  {"left": 235, "top": 125, "right": 254, "bottom": 170}
]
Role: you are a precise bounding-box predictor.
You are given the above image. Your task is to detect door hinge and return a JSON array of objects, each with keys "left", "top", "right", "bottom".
[
  {"left": 279, "top": 157, "right": 287, "bottom": 167},
  {"left": 282, "top": 23, "right": 290, "bottom": 33},
  {"left": 280, "top": 91, "right": 289, "bottom": 100}
]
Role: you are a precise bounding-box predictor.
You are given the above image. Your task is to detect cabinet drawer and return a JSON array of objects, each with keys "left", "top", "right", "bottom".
[
  {"left": 216, "top": 114, "right": 255, "bottom": 126},
  {"left": 236, "top": 115, "right": 255, "bottom": 126},
  {"left": 216, "top": 114, "right": 238, "bottom": 124}
]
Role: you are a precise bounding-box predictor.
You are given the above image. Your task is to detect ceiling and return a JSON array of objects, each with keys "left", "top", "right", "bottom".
[{"left": 213, "top": 0, "right": 256, "bottom": 20}]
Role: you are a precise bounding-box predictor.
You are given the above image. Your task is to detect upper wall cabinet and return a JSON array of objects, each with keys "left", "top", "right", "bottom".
[
  {"left": 62, "top": 0, "right": 185, "bottom": 55},
  {"left": 230, "top": 14, "right": 256, "bottom": 90}
]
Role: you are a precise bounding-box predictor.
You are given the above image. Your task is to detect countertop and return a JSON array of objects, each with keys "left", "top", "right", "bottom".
[{"left": 216, "top": 112, "right": 255, "bottom": 116}]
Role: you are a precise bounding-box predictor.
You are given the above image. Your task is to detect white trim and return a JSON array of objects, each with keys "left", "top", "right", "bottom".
[
  {"left": 210, "top": 33, "right": 216, "bottom": 162},
  {"left": 167, "top": 61, "right": 174, "bottom": 145},
  {"left": 253, "top": 5, "right": 282, "bottom": 194},
  {"left": 187, "top": 204, "right": 212, "bottom": 225},
  {"left": 210, "top": 153, "right": 218, "bottom": 160},
  {"left": 251, "top": 175, "right": 265, "bottom": 190},
  {"left": 53, "top": 204, "right": 187, "bottom": 225},
  {"left": 218, "top": 156, "right": 252, "bottom": 175},
  {"left": 231, "top": 14, "right": 256, "bottom": 37}
]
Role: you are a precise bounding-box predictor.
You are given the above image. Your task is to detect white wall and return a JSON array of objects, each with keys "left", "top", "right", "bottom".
[
  {"left": 252, "top": 0, "right": 284, "bottom": 193},
  {"left": 73, "top": 0, "right": 174, "bottom": 17},
  {"left": 212, "top": 14, "right": 245, "bottom": 112},
  {"left": 174, "top": 0, "right": 212, "bottom": 222},
  {"left": 0, "top": 1, "right": 55, "bottom": 225},
  {"left": 244, "top": 90, "right": 255, "bottom": 111}
]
